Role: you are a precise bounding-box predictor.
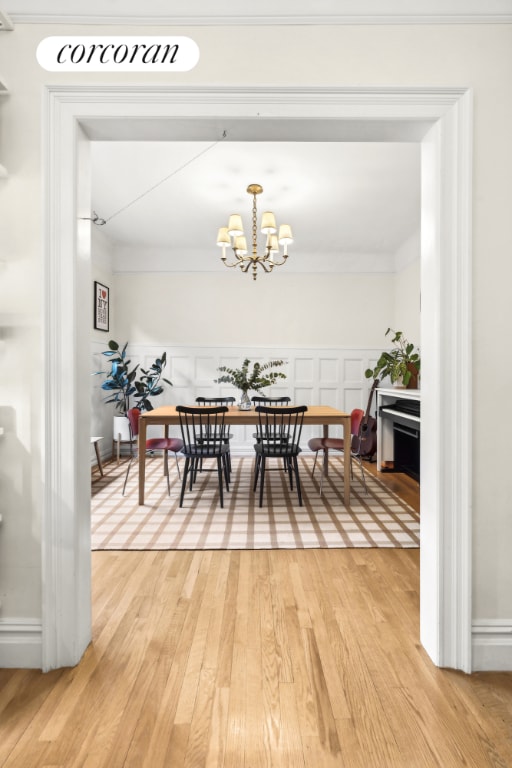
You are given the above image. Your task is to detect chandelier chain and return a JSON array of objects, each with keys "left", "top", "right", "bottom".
[{"left": 252, "top": 192, "right": 258, "bottom": 256}]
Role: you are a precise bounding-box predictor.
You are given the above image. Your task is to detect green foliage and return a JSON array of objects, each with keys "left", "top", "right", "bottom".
[
  {"left": 133, "top": 353, "right": 172, "bottom": 412},
  {"left": 365, "top": 328, "right": 421, "bottom": 387},
  {"left": 215, "top": 358, "right": 287, "bottom": 393},
  {"left": 93, "top": 339, "right": 172, "bottom": 413}
]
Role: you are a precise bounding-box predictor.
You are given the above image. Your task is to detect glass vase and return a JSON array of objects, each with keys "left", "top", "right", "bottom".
[{"left": 238, "top": 391, "right": 252, "bottom": 410}]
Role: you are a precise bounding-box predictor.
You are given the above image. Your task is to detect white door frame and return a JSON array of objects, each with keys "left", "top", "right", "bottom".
[{"left": 42, "top": 85, "right": 472, "bottom": 672}]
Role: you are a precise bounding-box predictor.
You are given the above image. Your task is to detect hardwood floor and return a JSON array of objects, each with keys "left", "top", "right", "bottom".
[
  {"left": 2, "top": 544, "right": 512, "bottom": 766},
  {"left": 364, "top": 460, "right": 420, "bottom": 513},
  {"left": 2, "top": 469, "right": 511, "bottom": 766}
]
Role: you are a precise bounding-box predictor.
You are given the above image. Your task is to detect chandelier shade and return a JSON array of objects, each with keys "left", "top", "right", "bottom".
[{"left": 216, "top": 183, "right": 293, "bottom": 281}]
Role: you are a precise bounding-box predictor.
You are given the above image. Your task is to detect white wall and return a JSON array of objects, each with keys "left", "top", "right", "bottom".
[
  {"left": 91, "top": 228, "right": 117, "bottom": 461},
  {"left": 90, "top": 246, "right": 419, "bottom": 453},
  {"left": 113, "top": 271, "right": 396, "bottom": 347},
  {"left": 1, "top": 19, "right": 512, "bottom": 668},
  {"left": 393, "top": 231, "right": 421, "bottom": 345}
]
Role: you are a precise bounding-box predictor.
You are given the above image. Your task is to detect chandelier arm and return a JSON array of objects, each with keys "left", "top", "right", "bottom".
[
  {"left": 267, "top": 254, "right": 288, "bottom": 267},
  {"left": 221, "top": 249, "right": 250, "bottom": 268},
  {"left": 257, "top": 259, "right": 274, "bottom": 273}
]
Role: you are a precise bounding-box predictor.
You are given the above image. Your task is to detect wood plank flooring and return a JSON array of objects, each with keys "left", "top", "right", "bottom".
[
  {"left": 2, "top": 470, "right": 512, "bottom": 766},
  {"left": 1, "top": 547, "right": 512, "bottom": 766}
]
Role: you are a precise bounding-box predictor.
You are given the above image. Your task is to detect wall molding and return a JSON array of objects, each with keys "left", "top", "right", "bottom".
[
  {"left": 8, "top": 1, "right": 512, "bottom": 27},
  {"left": 472, "top": 620, "right": 512, "bottom": 671},
  {"left": 44, "top": 84, "right": 472, "bottom": 672},
  {"left": 0, "top": 618, "right": 42, "bottom": 668},
  {"left": 91, "top": 341, "right": 384, "bottom": 453}
]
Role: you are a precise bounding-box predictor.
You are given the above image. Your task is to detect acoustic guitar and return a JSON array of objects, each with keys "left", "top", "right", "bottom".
[{"left": 357, "top": 378, "right": 379, "bottom": 461}]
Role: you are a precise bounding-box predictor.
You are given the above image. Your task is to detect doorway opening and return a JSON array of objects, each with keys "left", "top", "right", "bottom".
[{"left": 42, "top": 86, "right": 472, "bottom": 672}]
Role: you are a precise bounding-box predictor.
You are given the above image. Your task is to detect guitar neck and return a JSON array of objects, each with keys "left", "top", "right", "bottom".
[{"left": 364, "top": 380, "right": 379, "bottom": 419}]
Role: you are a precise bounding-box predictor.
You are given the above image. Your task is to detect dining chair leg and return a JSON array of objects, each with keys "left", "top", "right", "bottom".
[
  {"left": 356, "top": 454, "right": 368, "bottom": 493},
  {"left": 319, "top": 450, "right": 326, "bottom": 496},
  {"left": 293, "top": 456, "right": 303, "bottom": 506},
  {"left": 164, "top": 450, "right": 170, "bottom": 495},
  {"left": 253, "top": 454, "right": 261, "bottom": 492},
  {"left": 311, "top": 450, "right": 319, "bottom": 476},
  {"left": 180, "top": 457, "right": 190, "bottom": 507},
  {"left": 217, "top": 456, "right": 224, "bottom": 508},
  {"left": 222, "top": 453, "right": 230, "bottom": 491},
  {"left": 258, "top": 457, "right": 266, "bottom": 507},
  {"left": 122, "top": 456, "right": 134, "bottom": 496},
  {"left": 287, "top": 456, "right": 294, "bottom": 491},
  {"left": 174, "top": 451, "right": 181, "bottom": 479}
]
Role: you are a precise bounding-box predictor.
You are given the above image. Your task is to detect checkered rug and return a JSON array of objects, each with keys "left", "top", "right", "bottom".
[{"left": 91, "top": 455, "right": 419, "bottom": 550}]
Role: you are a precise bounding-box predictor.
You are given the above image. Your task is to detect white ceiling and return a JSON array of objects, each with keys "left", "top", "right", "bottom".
[{"left": 90, "top": 139, "right": 421, "bottom": 273}]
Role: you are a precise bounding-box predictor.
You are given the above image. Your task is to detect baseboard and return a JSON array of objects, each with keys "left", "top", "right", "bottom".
[
  {"left": 0, "top": 618, "right": 43, "bottom": 668},
  {"left": 472, "top": 620, "right": 512, "bottom": 671}
]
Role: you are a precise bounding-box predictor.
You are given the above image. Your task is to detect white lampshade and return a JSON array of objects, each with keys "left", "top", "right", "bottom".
[
  {"left": 261, "top": 211, "right": 277, "bottom": 234},
  {"left": 228, "top": 214, "right": 244, "bottom": 237},
  {"left": 216, "top": 227, "right": 230, "bottom": 246},
  {"left": 234, "top": 235, "right": 247, "bottom": 255},
  {"left": 278, "top": 223, "right": 293, "bottom": 245},
  {"left": 269, "top": 234, "right": 279, "bottom": 253}
]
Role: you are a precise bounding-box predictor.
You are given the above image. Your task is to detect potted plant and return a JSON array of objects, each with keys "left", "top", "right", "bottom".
[
  {"left": 94, "top": 339, "right": 172, "bottom": 441},
  {"left": 214, "top": 358, "right": 287, "bottom": 409},
  {"left": 365, "top": 328, "right": 420, "bottom": 388}
]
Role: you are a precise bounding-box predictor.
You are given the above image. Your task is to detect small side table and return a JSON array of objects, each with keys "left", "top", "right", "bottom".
[{"left": 91, "top": 436, "right": 104, "bottom": 477}]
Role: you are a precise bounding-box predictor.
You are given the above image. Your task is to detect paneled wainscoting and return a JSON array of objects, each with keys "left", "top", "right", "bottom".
[{"left": 91, "top": 343, "right": 384, "bottom": 459}]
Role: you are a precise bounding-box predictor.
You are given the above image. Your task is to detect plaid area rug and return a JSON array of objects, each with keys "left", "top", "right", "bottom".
[{"left": 91, "top": 455, "right": 419, "bottom": 550}]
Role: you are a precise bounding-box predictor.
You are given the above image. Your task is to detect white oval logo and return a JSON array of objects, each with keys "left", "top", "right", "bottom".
[{"left": 36, "top": 36, "right": 199, "bottom": 72}]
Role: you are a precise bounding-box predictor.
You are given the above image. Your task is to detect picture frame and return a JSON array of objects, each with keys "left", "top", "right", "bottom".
[{"left": 94, "top": 281, "right": 109, "bottom": 331}]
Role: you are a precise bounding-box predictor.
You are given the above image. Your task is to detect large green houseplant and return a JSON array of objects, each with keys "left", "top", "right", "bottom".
[
  {"left": 215, "top": 358, "right": 287, "bottom": 409},
  {"left": 94, "top": 339, "right": 172, "bottom": 414},
  {"left": 365, "top": 328, "right": 420, "bottom": 388}
]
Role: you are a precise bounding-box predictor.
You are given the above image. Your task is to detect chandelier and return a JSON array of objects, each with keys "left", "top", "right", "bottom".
[{"left": 216, "top": 184, "right": 293, "bottom": 281}]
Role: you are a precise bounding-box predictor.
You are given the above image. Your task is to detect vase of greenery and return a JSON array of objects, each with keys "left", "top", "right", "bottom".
[
  {"left": 365, "top": 328, "right": 421, "bottom": 389},
  {"left": 214, "top": 358, "right": 287, "bottom": 410},
  {"left": 94, "top": 340, "right": 172, "bottom": 426}
]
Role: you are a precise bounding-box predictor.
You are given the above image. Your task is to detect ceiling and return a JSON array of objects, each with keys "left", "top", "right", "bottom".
[{"left": 90, "top": 139, "right": 421, "bottom": 273}]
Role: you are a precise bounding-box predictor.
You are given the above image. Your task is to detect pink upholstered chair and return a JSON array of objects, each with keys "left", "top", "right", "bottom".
[
  {"left": 123, "top": 408, "right": 183, "bottom": 496},
  {"left": 308, "top": 408, "right": 367, "bottom": 495}
]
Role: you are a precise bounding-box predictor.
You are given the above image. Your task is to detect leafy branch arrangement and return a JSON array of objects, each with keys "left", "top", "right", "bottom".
[
  {"left": 365, "top": 328, "right": 420, "bottom": 387},
  {"left": 215, "top": 358, "right": 287, "bottom": 393},
  {"left": 94, "top": 339, "right": 172, "bottom": 413},
  {"left": 134, "top": 355, "right": 172, "bottom": 412}
]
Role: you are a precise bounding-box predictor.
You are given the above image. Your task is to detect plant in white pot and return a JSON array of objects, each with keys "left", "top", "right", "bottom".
[
  {"left": 214, "top": 358, "right": 287, "bottom": 409},
  {"left": 94, "top": 339, "right": 172, "bottom": 442}
]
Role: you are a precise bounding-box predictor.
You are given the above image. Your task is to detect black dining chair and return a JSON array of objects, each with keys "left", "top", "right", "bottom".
[
  {"left": 176, "top": 405, "right": 230, "bottom": 508},
  {"left": 250, "top": 396, "right": 292, "bottom": 444},
  {"left": 195, "top": 396, "right": 235, "bottom": 476},
  {"left": 250, "top": 396, "right": 291, "bottom": 407},
  {"left": 253, "top": 405, "right": 307, "bottom": 507},
  {"left": 195, "top": 396, "right": 236, "bottom": 406}
]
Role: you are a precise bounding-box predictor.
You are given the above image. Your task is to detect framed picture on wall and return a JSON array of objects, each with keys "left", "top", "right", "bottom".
[{"left": 94, "top": 281, "right": 109, "bottom": 331}]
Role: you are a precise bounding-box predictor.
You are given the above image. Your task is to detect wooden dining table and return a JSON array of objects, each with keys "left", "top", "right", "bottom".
[{"left": 138, "top": 404, "right": 352, "bottom": 506}]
